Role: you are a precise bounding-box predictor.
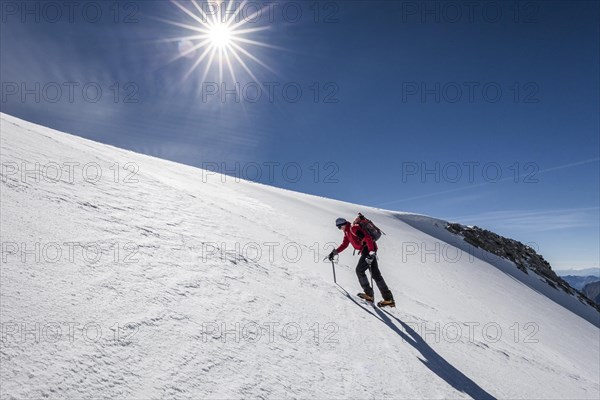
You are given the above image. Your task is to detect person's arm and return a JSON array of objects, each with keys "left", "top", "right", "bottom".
[{"left": 336, "top": 234, "right": 350, "bottom": 253}]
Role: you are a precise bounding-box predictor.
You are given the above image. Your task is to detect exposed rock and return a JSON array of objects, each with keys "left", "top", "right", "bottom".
[{"left": 445, "top": 222, "right": 600, "bottom": 312}]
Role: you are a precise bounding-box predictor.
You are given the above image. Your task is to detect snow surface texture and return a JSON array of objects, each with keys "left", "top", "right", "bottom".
[{"left": 1, "top": 113, "right": 599, "bottom": 399}]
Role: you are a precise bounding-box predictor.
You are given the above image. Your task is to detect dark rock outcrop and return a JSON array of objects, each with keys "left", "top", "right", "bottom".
[{"left": 445, "top": 223, "right": 600, "bottom": 312}]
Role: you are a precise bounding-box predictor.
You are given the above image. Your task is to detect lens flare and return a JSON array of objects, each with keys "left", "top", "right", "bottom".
[{"left": 159, "top": 0, "right": 279, "bottom": 85}]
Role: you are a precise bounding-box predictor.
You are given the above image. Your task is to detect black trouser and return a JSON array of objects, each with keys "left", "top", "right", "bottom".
[{"left": 356, "top": 247, "right": 393, "bottom": 301}]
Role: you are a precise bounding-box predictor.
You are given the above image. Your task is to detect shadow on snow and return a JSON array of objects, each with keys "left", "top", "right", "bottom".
[{"left": 337, "top": 285, "right": 496, "bottom": 400}]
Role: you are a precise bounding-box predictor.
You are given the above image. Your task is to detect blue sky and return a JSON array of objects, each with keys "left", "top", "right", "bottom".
[{"left": 1, "top": 0, "right": 598, "bottom": 270}]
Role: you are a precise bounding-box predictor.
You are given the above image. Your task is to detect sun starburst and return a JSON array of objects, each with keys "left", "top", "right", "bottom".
[{"left": 160, "top": 0, "right": 278, "bottom": 85}]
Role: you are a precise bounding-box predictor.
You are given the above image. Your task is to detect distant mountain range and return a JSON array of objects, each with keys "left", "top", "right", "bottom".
[
  {"left": 582, "top": 282, "right": 600, "bottom": 305},
  {"left": 555, "top": 268, "right": 600, "bottom": 277},
  {"left": 557, "top": 270, "right": 600, "bottom": 305},
  {"left": 561, "top": 275, "right": 600, "bottom": 291}
]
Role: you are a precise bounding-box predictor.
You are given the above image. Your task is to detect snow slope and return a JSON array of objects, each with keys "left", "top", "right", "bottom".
[{"left": 1, "top": 113, "right": 599, "bottom": 399}]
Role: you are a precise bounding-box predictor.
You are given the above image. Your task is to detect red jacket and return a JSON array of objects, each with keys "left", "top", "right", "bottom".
[{"left": 336, "top": 223, "right": 377, "bottom": 253}]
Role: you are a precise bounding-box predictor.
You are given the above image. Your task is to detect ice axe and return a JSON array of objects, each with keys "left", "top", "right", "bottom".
[
  {"left": 331, "top": 259, "right": 337, "bottom": 283},
  {"left": 323, "top": 253, "right": 337, "bottom": 283}
]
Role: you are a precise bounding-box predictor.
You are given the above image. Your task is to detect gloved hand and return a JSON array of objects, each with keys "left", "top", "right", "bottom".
[
  {"left": 328, "top": 249, "right": 338, "bottom": 261},
  {"left": 365, "top": 251, "right": 376, "bottom": 265}
]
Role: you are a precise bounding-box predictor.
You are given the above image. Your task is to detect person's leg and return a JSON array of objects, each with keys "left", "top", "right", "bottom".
[
  {"left": 355, "top": 251, "right": 374, "bottom": 297},
  {"left": 369, "top": 256, "right": 394, "bottom": 301}
]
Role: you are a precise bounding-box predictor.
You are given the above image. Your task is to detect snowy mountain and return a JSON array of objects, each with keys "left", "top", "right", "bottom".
[
  {"left": 444, "top": 223, "right": 599, "bottom": 311},
  {"left": 1, "top": 113, "right": 599, "bottom": 399}
]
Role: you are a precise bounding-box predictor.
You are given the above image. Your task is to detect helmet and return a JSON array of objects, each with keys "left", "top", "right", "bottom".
[{"left": 335, "top": 217, "right": 347, "bottom": 227}]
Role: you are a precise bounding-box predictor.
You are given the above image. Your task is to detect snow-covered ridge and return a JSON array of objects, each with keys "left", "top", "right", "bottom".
[
  {"left": 1, "top": 113, "right": 599, "bottom": 399},
  {"left": 445, "top": 222, "right": 600, "bottom": 311}
]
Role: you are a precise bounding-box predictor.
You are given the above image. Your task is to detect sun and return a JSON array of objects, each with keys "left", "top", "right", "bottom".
[
  {"left": 208, "top": 23, "right": 232, "bottom": 49},
  {"left": 158, "top": 0, "right": 278, "bottom": 84}
]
